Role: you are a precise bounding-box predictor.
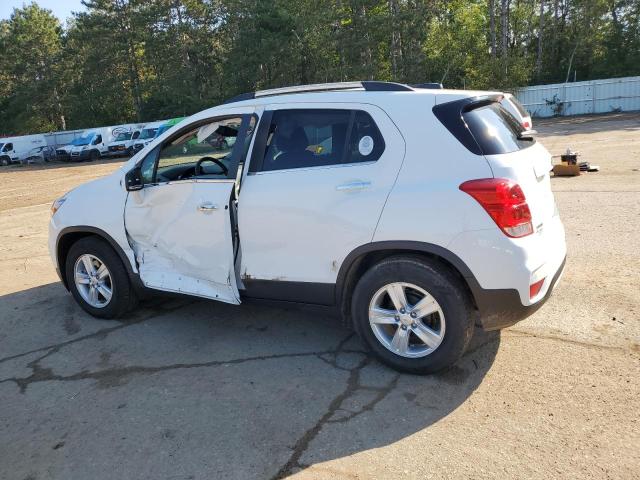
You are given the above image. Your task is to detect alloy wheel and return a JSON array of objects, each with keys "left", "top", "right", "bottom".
[
  {"left": 368, "top": 282, "right": 446, "bottom": 358},
  {"left": 73, "top": 254, "right": 113, "bottom": 308}
]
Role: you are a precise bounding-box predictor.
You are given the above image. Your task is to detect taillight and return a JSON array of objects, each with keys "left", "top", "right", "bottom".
[
  {"left": 459, "top": 178, "right": 534, "bottom": 238},
  {"left": 529, "top": 278, "right": 545, "bottom": 299}
]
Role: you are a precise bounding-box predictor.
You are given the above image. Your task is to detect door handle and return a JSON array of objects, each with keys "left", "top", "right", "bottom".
[
  {"left": 336, "top": 181, "right": 371, "bottom": 192},
  {"left": 197, "top": 202, "right": 218, "bottom": 212}
]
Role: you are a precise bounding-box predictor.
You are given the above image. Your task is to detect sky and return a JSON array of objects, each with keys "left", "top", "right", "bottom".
[{"left": 0, "top": 0, "right": 86, "bottom": 22}]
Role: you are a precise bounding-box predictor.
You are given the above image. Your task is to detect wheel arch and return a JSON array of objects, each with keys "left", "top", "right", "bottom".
[
  {"left": 56, "top": 226, "right": 137, "bottom": 290},
  {"left": 336, "top": 241, "right": 481, "bottom": 325}
]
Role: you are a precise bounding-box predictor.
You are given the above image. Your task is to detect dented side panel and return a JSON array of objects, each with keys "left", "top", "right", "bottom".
[{"left": 124, "top": 180, "right": 239, "bottom": 304}]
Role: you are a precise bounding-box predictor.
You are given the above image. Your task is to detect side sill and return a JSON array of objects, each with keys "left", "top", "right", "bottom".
[{"left": 241, "top": 279, "right": 336, "bottom": 306}]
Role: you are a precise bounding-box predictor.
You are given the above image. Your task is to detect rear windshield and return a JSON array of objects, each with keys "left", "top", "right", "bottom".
[{"left": 462, "top": 103, "right": 534, "bottom": 155}]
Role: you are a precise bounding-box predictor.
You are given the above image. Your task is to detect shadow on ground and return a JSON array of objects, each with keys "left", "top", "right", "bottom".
[{"left": 0, "top": 282, "right": 500, "bottom": 480}]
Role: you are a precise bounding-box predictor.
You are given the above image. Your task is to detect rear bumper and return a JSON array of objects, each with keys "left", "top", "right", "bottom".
[{"left": 472, "top": 255, "right": 566, "bottom": 331}]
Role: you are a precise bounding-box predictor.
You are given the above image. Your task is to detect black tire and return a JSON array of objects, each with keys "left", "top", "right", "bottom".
[
  {"left": 351, "top": 256, "right": 475, "bottom": 374},
  {"left": 89, "top": 150, "right": 100, "bottom": 162},
  {"left": 0, "top": 157, "right": 10, "bottom": 166},
  {"left": 65, "top": 236, "right": 138, "bottom": 319}
]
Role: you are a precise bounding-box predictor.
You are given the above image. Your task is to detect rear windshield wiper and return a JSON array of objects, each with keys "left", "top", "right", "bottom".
[{"left": 517, "top": 129, "right": 537, "bottom": 141}]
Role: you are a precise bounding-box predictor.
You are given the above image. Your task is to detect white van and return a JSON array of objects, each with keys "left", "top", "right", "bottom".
[
  {"left": 67, "top": 127, "right": 117, "bottom": 162},
  {"left": 0, "top": 134, "right": 47, "bottom": 166},
  {"left": 105, "top": 124, "right": 146, "bottom": 158},
  {"left": 131, "top": 121, "right": 166, "bottom": 154}
]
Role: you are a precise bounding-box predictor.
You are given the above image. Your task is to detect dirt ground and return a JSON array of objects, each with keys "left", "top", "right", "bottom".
[{"left": 0, "top": 113, "right": 638, "bottom": 479}]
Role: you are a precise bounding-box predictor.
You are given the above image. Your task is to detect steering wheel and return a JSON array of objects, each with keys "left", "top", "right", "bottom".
[{"left": 195, "top": 156, "right": 228, "bottom": 176}]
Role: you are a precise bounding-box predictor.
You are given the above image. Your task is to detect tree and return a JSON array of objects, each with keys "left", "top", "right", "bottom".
[
  {"left": 0, "top": 3, "right": 66, "bottom": 135},
  {"left": 1, "top": 0, "right": 639, "bottom": 135}
]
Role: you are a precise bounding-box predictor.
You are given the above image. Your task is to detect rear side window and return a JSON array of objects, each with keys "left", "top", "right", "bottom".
[
  {"left": 260, "top": 109, "right": 384, "bottom": 172},
  {"left": 463, "top": 103, "right": 533, "bottom": 155}
]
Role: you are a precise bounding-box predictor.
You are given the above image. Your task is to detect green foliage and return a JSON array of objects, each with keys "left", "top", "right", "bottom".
[{"left": 0, "top": 0, "right": 638, "bottom": 135}]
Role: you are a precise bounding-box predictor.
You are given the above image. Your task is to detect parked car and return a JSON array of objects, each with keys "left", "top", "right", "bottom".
[
  {"left": 501, "top": 93, "right": 533, "bottom": 129},
  {"left": 56, "top": 136, "right": 87, "bottom": 162},
  {"left": 0, "top": 134, "right": 47, "bottom": 166},
  {"left": 23, "top": 145, "right": 56, "bottom": 164},
  {"left": 48, "top": 81, "right": 566, "bottom": 374}
]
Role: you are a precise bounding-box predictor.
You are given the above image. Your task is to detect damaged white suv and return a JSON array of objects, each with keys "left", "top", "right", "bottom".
[{"left": 49, "top": 81, "right": 566, "bottom": 374}]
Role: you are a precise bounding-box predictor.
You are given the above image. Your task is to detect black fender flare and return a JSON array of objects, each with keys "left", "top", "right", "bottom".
[
  {"left": 334, "top": 240, "right": 482, "bottom": 307},
  {"left": 56, "top": 226, "right": 139, "bottom": 290}
]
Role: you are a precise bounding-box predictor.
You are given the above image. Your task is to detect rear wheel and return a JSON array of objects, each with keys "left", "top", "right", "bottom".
[
  {"left": 351, "top": 256, "right": 475, "bottom": 374},
  {"left": 65, "top": 236, "right": 137, "bottom": 319}
]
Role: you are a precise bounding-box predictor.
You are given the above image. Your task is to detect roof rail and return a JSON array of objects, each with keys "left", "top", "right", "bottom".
[
  {"left": 222, "top": 81, "right": 414, "bottom": 104},
  {"left": 361, "top": 81, "right": 413, "bottom": 92},
  {"left": 411, "top": 82, "right": 444, "bottom": 90}
]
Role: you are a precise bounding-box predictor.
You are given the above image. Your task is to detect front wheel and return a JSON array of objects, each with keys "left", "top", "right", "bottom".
[
  {"left": 351, "top": 256, "right": 475, "bottom": 374},
  {"left": 89, "top": 150, "right": 100, "bottom": 162},
  {"left": 65, "top": 236, "right": 137, "bottom": 319}
]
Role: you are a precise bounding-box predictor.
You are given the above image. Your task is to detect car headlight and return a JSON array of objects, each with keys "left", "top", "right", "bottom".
[
  {"left": 82, "top": 146, "right": 89, "bottom": 150},
  {"left": 51, "top": 196, "right": 67, "bottom": 216}
]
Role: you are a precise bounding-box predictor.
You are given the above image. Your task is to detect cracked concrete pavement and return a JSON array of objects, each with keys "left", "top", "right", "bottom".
[{"left": 1, "top": 113, "right": 639, "bottom": 479}]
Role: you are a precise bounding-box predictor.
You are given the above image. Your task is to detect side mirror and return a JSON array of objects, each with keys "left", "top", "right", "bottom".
[{"left": 125, "top": 166, "right": 144, "bottom": 191}]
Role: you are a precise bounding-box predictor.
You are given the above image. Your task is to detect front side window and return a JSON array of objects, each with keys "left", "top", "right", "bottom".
[
  {"left": 138, "top": 115, "right": 256, "bottom": 186},
  {"left": 3, "top": 143, "right": 12, "bottom": 152},
  {"left": 260, "top": 109, "right": 384, "bottom": 172},
  {"left": 155, "top": 117, "right": 242, "bottom": 182}
]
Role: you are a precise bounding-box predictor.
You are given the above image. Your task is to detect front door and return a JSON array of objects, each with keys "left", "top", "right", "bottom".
[{"left": 124, "top": 112, "right": 256, "bottom": 303}]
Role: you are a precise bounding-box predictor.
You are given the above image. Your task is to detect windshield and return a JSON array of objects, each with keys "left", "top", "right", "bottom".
[
  {"left": 72, "top": 135, "right": 93, "bottom": 146},
  {"left": 0, "top": 143, "right": 4, "bottom": 151},
  {"left": 114, "top": 132, "right": 132, "bottom": 141},
  {"left": 139, "top": 128, "right": 158, "bottom": 140}
]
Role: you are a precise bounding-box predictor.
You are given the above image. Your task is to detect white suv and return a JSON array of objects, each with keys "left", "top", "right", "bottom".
[{"left": 49, "top": 81, "right": 566, "bottom": 374}]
